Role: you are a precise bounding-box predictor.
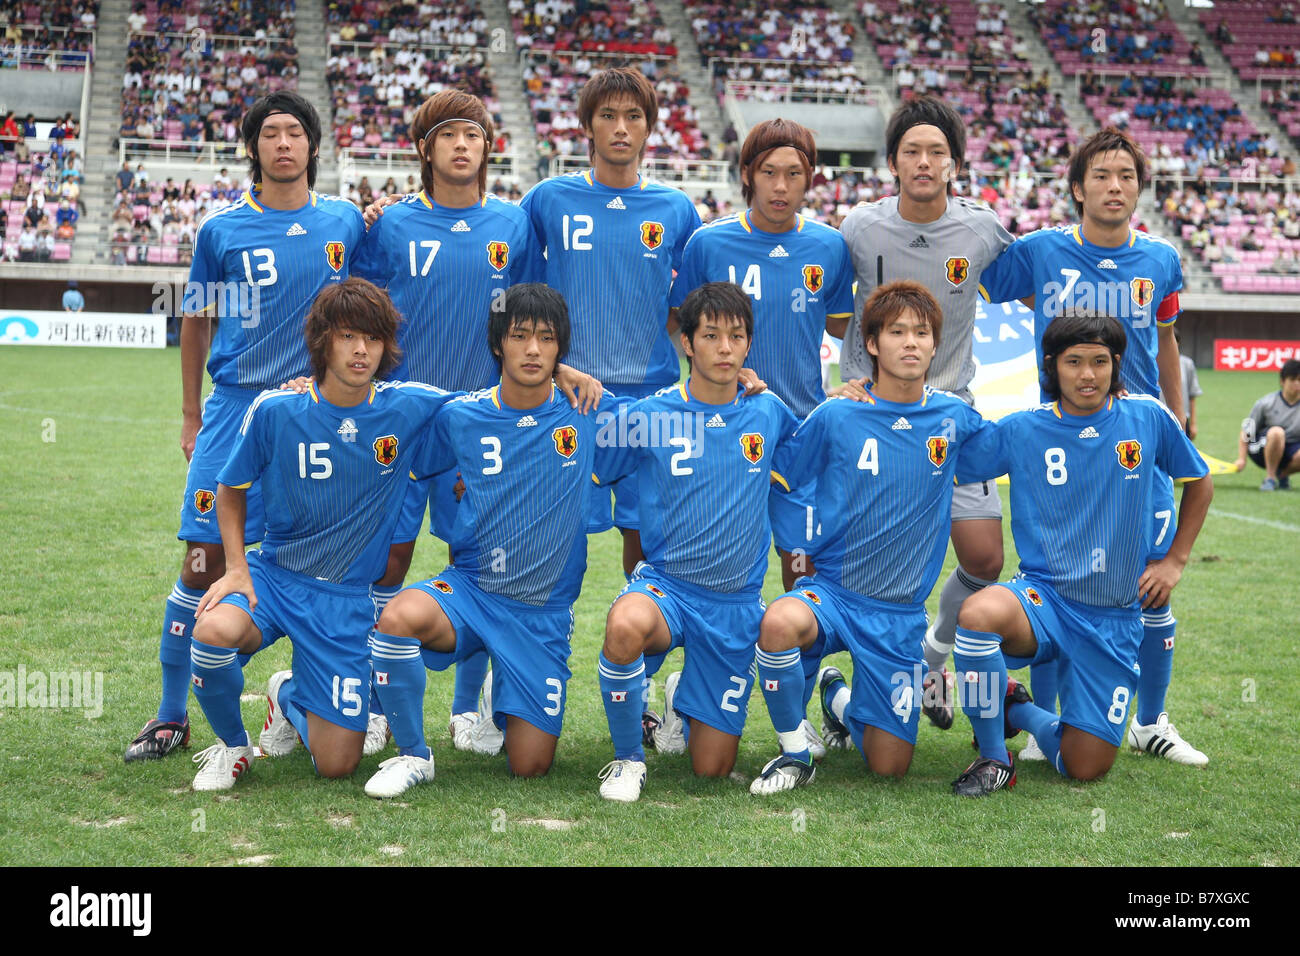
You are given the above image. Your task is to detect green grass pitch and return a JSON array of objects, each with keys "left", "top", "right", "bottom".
[{"left": 0, "top": 346, "right": 1296, "bottom": 866}]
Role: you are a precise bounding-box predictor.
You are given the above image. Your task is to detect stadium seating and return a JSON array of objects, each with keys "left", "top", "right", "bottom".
[
  {"left": 686, "top": 0, "right": 853, "bottom": 65},
  {"left": 1199, "top": 1, "right": 1300, "bottom": 81},
  {"left": 510, "top": 0, "right": 677, "bottom": 55},
  {"left": 1030, "top": 0, "right": 1207, "bottom": 75},
  {"left": 860, "top": 0, "right": 1027, "bottom": 73}
]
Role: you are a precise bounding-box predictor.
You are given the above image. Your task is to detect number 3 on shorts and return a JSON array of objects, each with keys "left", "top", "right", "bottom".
[
  {"left": 543, "top": 677, "right": 563, "bottom": 717},
  {"left": 1107, "top": 686, "right": 1130, "bottom": 725}
]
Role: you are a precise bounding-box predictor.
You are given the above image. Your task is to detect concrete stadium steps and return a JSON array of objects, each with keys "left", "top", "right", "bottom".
[{"left": 77, "top": 0, "right": 133, "bottom": 265}]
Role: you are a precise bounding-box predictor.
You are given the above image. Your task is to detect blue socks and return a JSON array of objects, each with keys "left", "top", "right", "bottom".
[
  {"left": 1029, "top": 659, "right": 1060, "bottom": 715},
  {"left": 370, "top": 631, "right": 429, "bottom": 760},
  {"left": 757, "top": 647, "right": 810, "bottom": 762},
  {"left": 1137, "top": 605, "right": 1176, "bottom": 725},
  {"left": 954, "top": 626, "right": 1009, "bottom": 764},
  {"left": 452, "top": 649, "right": 490, "bottom": 716},
  {"left": 599, "top": 652, "right": 646, "bottom": 761},
  {"left": 189, "top": 640, "right": 247, "bottom": 747},
  {"left": 1008, "top": 699, "right": 1065, "bottom": 775},
  {"left": 158, "top": 581, "right": 203, "bottom": 723}
]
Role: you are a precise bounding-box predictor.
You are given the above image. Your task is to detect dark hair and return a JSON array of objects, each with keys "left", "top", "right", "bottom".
[
  {"left": 1039, "top": 309, "right": 1128, "bottom": 400},
  {"left": 1067, "top": 127, "right": 1148, "bottom": 215},
  {"left": 241, "top": 91, "right": 322, "bottom": 188},
  {"left": 488, "top": 283, "right": 570, "bottom": 366},
  {"left": 860, "top": 280, "right": 943, "bottom": 378},
  {"left": 1281, "top": 358, "right": 1300, "bottom": 381},
  {"left": 884, "top": 96, "right": 966, "bottom": 195},
  {"left": 738, "top": 118, "right": 816, "bottom": 205},
  {"left": 304, "top": 278, "right": 402, "bottom": 381},
  {"left": 677, "top": 282, "right": 754, "bottom": 355},
  {"left": 409, "top": 89, "right": 495, "bottom": 198},
  {"left": 577, "top": 67, "right": 658, "bottom": 160}
]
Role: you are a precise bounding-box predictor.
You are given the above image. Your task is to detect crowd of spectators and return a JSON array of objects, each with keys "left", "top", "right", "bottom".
[
  {"left": 510, "top": 0, "right": 676, "bottom": 55},
  {"left": 121, "top": 30, "right": 298, "bottom": 146},
  {"left": 712, "top": 59, "right": 868, "bottom": 104},
  {"left": 1262, "top": 80, "right": 1300, "bottom": 150},
  {"left": 1198, "top": 3, "right": 1300, "bottom": 80},
  {"left": 1029, "top": 0, "right": 1191, "bottom": 73},
  {"left": 860, "top": 0, "right": 1030, "bottom": 74},
  {"left": 1159, "top": 181, "right": 1300, "bottom": 285},
  {"left": 2, "top": 114, "right": 86, "bottom": 262},
  {"left": 685, "top": 1, "right": 853, "bottom": 65},
  {"left": 327, "top": 0, "right": 489, "bottom": 47},
  {"left": 326, "top": 44, "right": 503, "bottom": 156},
  {"left": 127, "top": 0, "right": 296, "bottom": 39}
]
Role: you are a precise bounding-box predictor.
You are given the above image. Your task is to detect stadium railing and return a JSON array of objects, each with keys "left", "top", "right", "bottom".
[
  {"left": 721, "top": 78, "right": 882, "bottom": 105},
  {"left": 338, "top": 145, "right": 521, "bottom": 192}
]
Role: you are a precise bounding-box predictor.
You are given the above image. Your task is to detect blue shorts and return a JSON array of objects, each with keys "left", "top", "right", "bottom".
[
  {"left": 588, "top": 383, "right": 667, "bottom": 534},
  {"left": 624, "top": 566, "right": 763, "bottom": 737},
  {"left": 409, "top": 566, "right": 573, "bottom": 737},
  {"left": 180, "top": 385, "right": 265, "bottom": 543},
  {"left": 219, "top": 551, "right": 373, "bottom": 732},
  {"left": 1003, "top": 575, "right": 1141, "bottom": 747},
  {"left": 788, "top": 578, "right": 927, "bottom": 746},
  {"left": 770, "top": 480, "right": 820, "bottom": 555}
]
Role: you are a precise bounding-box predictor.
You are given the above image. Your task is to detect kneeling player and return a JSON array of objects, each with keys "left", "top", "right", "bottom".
[
  {"left": 187, "top": 279, "right": 453, "bottom": 790},
  {"left": 950, "top": 310, "right": 1212, "bottom": 795},
  {"left": 749, "top": 281, "right": 995, "bottom": 793},
  {"left": 594, "top": 282, "right": 799, "bottom": 801},
  {"left": 364, "top": 284, "right": 615, "bottom": 796}
]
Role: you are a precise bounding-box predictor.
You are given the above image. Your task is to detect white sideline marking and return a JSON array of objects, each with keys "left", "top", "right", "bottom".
[{"left": 1208, "top": 508, "right": 1300, "bottom": 534}]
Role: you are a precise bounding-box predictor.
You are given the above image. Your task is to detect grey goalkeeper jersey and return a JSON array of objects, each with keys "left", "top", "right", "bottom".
[
  {"left": 1245, "top": 390, "right": 1300, "bottom": 446},
  {"left": 839, "top": 195, "right": 1013, "bottom": 402}
]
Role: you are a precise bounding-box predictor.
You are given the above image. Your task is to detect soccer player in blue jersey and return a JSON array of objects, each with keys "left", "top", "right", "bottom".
[
  {"left": 519, "top": 67, "right": 703, "bottom": 575},
  {"left": 125, "top": 92, "right": 367, "bottom": 763},
  {"left": 748, "top": 281, "right": 996, "bottom": 794},
  {"left": 363, "top": 284, "right": 614, "bottom": 796},
  {"left": 593, "top": 282, "right": 800, "bottom": 802},
  {"left": 185, "top": 279, "right": 454, "bottom": 790},
  {"left": 949, "top": 310, "right": 1212, "bottom": 795},
  {"left": 979, "top": 128, "right": 1207, "bottom": 766},
  {"left": 670, "top": 119, "right": 855, "bottom": 594}
]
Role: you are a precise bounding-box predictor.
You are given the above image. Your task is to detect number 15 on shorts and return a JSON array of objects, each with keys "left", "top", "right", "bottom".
[{"left": 332, "top": 675, "right": 364, "bottom": 717}]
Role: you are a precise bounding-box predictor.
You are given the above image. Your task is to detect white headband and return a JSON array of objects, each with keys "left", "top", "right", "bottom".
[{"left": 423, "top": 117, "right": 487, "bottom": 142}]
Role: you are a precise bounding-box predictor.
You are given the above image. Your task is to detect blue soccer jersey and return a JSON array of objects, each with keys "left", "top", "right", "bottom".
[
  {"left": 416, "top": 385, "right": 615, "bottom": 608},
  {"left": 774, "top": 387, "right": 995, "bottom": 605},
  {"left": 352, "top": 191, "right": 544, "bottom": 391},
  {"left": 957, "top": 394, "right": 1209, "bottom": 608},
  {"left": 218, "top": 380, "right": 453, "bottom": 586},
  {"left": 670, "top": 212, "right": 854, "bottom": 418},
  {"left": 978, "top": 224, "right": 1182, "bottom": 400},
  {"left": 599, "top": 382, "right": 800, "bottom": 593},
  {"left": 520, "top": 171, "right": 701, "bottom": 388},
  {"left": 188, "top": 189, "right": 366, "bottom": 389}
]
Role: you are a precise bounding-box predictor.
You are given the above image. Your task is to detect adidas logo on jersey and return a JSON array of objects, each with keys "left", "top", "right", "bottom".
[
  {"left": 891, "top": 417, "right": 912, "bottom": 430},
  {"left": 606, "top": 196, "right": 626, "bottom": 210},
  {"left": 451, "top": 220, "right": 470, "bottom": 232},
  {"left": 769, "top": 244, "right": 789, "bottom": 258},
  {"left": 285, "top": 222, "right": 307, "bottom": 237},
  {"left": 909, "top": 235, "right": 928, "bottom": 248},
  {"left": 1078, "top": 426, "right": 1100, "bottom": 439},
  {"left": 1097, "top": 258, "right": 1117, "bottom": 269},
  {"left": 516, "top": 415, "right": 539, "bottom": 427},
  {"left": 705, "top": 413, "right": 726, "bottom": 428},
  {"left": 337, "top": 418, "right": 358, "bottom": 442}
]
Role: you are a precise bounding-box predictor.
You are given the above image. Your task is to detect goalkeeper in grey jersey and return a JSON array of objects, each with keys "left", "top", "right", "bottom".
[{"left": 838, "top": 97, "right": 1014, "bottom": 731}]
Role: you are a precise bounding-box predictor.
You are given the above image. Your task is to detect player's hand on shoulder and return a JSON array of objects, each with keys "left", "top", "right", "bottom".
[
  {"left": 1138, "top": 556, "right": 1183, "bottom": 610},
  {"left": 181, "top": 411, "right": 202, "bottom": 462},
  {"left": 555, "top": 363, "right": 603, "bottom": 413},
  {"left": 738, "top": 367, "right": 767, "bottom": 397},
  {"left": 196, "top": 565, "right": 257, "bottom": 617},
  {"left": 828, "top": 377, "right": 870, "bottom": 402},
  {"left": 278, "top": 375, "right": 313, "bottom": 393},
  {"left": 363, "top": 192, "right": 402, "bottom": 227}
]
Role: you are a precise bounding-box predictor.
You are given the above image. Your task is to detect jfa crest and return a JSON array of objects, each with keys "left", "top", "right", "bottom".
[
  {"left": 740, "top": 432, "right": 764, "bottom": 463},
  {"left": 432, "top": 580, "right": 454, "bottom": 594},
  {"left": 1130, "top": 277, "right": 1154, "bottom": 308},
  {"left": 1026, "top": 587, "right": 1043, "bottom": 607},
  {"left": 325, "top": 241, "right": 345, "bottom": 272},
  {"left": 553, "top": 425, "right": 578, "bottom": 458},
  {"left": 373, "top": 434, "right": 399, "bottom": 466},
  {"left": 640, "top": 221, "right": 664, "bottom": 250},
  {"left": 645, "top": 584, "right": 666, "bottom": 598},
  {"left": 194, "top": 489, "right": 215, "bottom": 513},
  {"left": 802, "top": 264, "right": 824, "bottom": 294},
  {"left": 801, "top": 589, "right": 821, "bottom": 605},
  {"left": 926, "top": 436, "right": 948, "bottom": 468},
  {"left": 1116, "top": 439, "right": 1142, "bottom": 470},
  {"left": 945, "top": 256, "right": 970, "bottom": 287},
  {"left": 487, "top": 240, "right": 510, "bottom": 270}
]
